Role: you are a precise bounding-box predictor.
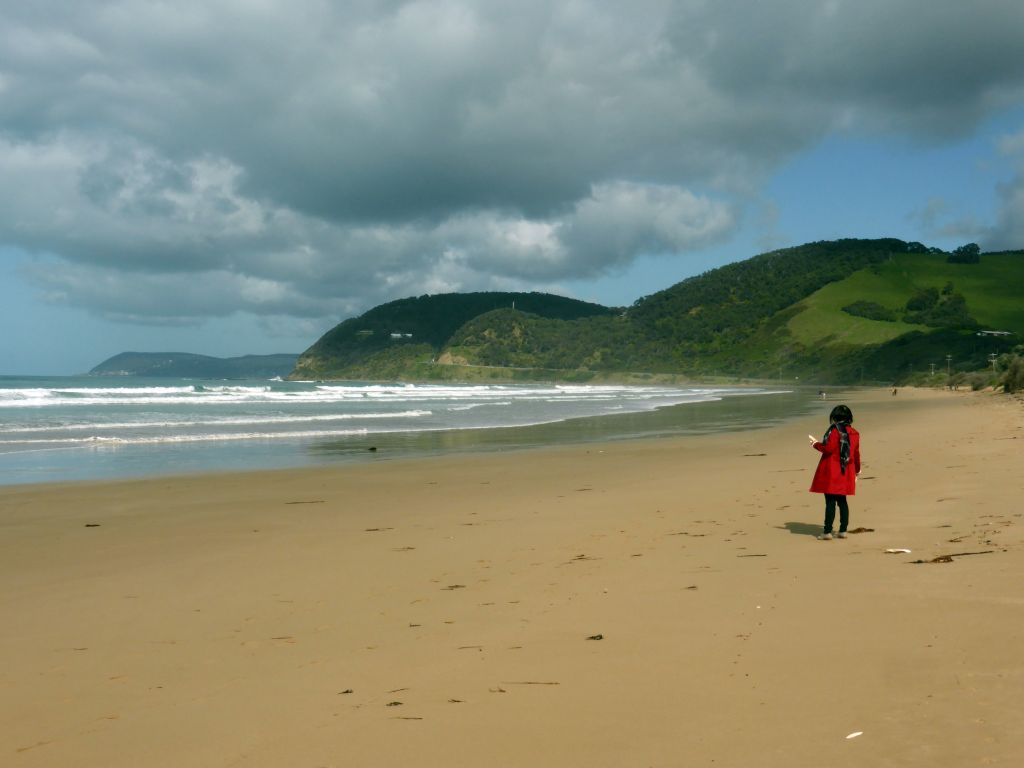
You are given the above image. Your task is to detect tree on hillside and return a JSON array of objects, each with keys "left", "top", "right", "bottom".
[
  {"left": 842, "top": 301, "right": 898, "bottom": 321},
  {"left": 905, "top": 287, "right": 940, "bottom": 312},
  {"left": 947, "top": 243, "right": 980, "bottom": 264},
  {"left": 904, "top": 286, "right": 976, "bottom": 328}
]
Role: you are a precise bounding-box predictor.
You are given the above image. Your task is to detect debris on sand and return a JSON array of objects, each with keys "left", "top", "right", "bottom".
[{"left": 911, "top": 550, "right": 994, "bottom": 564}]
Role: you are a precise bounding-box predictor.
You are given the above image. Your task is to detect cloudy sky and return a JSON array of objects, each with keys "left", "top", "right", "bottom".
[{"left": 2, "top": 0, "right": 1024, "bottom": 375}]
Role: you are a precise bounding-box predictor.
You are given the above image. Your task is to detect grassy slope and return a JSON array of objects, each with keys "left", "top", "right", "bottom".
[
  {"left": 787, "top": 252, "right": 1024, "bottom": 348},
  {"left": 787, "top": 267, "right": 925, "bottom": 346}
]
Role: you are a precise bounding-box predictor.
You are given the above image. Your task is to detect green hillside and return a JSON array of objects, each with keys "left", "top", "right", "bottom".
[
  {"left": 766, "top": 250, "right": 1022, "bottom": 381},
  {"left": 789, "top": 252, "right": 1023, "bottom": 346},
  {"left": 629, "top": 239, "right": 910, "bottom": 346},
  {"left": 444, "top": 309, "right": 630, "bottom": 371},
  {"left": 292, "top": 292, "right": 618, "bottom": 379},
  {"left": 787, "top": 269, "right": 925, "bottom": 347},
  {"left": 291, "top": 240, "right": 1023, "bottom": 384}
]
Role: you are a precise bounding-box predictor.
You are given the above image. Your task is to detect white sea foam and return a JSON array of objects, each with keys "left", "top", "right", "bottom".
[
  {"left": 447, "top": 401, "right": 512, "bottom": 411},
  {"left": 0, "top": 428, "right": 373, "bottom": 447},
  {"left": 0, "top": 383, "right": 716, "bottom": 409},
  {"left": 0, "top": 410, "right": 433, "bottom": 434}
]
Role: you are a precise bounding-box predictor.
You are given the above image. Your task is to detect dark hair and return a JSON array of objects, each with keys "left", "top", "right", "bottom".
[{"left": 829, "top": 404, "right": 853, "bottom": 424}]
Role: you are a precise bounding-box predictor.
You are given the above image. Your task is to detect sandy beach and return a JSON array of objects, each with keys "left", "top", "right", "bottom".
[{"left": 2, "top": 387, "right": 1022, "bottom": 767}]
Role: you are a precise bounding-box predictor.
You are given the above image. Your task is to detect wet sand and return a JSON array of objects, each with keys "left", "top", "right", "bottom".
[{"left": 2, "top": 387, "right": 1022, "bottom": 766}]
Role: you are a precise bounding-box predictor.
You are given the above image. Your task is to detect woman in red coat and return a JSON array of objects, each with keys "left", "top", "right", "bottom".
[{"left": 808, "top": 404, "right": 861, "bottom": 540}]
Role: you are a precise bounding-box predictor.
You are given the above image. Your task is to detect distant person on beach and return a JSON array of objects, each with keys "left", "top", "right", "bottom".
[{"left": 808, "top": 404, "right": 861, "bottom": 540}]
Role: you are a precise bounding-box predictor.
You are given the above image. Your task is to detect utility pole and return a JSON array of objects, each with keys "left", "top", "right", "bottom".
[
  {"left": 929, "top": 363, "right": 936, "bottom": 376},
  {"left": 946, "top": 355, "right": 952, "bottom": 376},
  {"left": 989, "top": 353, "right": 998, "bottom": 373}
]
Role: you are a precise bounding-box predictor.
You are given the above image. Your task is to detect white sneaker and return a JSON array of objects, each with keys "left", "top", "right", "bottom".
[
  {"left": 817, "top": 533, "right": 833, "bottom": 540},
  {"left": 836, "top": 531, "right": 848, "bottom": 539}
]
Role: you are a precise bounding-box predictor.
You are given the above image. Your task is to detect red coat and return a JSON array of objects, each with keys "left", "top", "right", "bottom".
[{"left": 809, "top": 424, "right": 860, "bottom": 495}]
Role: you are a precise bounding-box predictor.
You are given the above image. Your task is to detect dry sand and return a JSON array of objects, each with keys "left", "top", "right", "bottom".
[{"left": 2, "top": 387, "right": 1022, "bottom": 767}]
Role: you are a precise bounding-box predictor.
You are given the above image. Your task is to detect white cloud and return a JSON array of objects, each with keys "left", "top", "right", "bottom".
[
  {"left": 999, "top": 130, "right": 1024, "bottom": 157},
  {"left": 559, "top": 182, "right": 736, "bottom": 272},
  {"left": 987, "top": 132, "right": 1024, "bottom": 250},
  {"left": 908, "top": 197, "right": 987, "bottom": 241}
]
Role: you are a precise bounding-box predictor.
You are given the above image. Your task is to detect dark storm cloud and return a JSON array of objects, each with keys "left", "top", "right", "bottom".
[
  {"left": 1, "top": 1, "right": 1023, "bottom": 324},
  {"left": 669, "top": 0, "right": 1024, "bottom": 136}
]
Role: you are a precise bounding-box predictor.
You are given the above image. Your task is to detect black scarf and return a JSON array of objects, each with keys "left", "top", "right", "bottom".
[{"left": 823, "top": 422, "right": 851, "bottom": 474}]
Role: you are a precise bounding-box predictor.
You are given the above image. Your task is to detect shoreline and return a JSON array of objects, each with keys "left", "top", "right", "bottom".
[{"left": 2, "top": 387, "right": 1022, "bottom": 766}]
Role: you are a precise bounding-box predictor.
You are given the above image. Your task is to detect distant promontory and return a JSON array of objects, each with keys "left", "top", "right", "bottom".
[{"left": 89, "top": 352, "right": 299, "bottom": 379}]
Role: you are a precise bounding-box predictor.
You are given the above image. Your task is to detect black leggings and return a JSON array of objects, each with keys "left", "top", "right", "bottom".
[{"left": 823, "top": 494, "right": 849, "bottom": 534}]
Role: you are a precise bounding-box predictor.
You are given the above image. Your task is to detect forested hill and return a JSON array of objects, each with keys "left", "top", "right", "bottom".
[
  {"left": 290, "top": 239, "right": 1024, "bottom": 384},
  {"left": 291, "top": 292, "right": 618, "bottom": 379},
  {"left": 629, "top": 239, "right": 909, "bottom": 348}
]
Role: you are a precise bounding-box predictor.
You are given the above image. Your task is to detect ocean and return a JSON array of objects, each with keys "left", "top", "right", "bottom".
[{"left": 0, "top": 376, "right": 818, "bottom": 486}]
